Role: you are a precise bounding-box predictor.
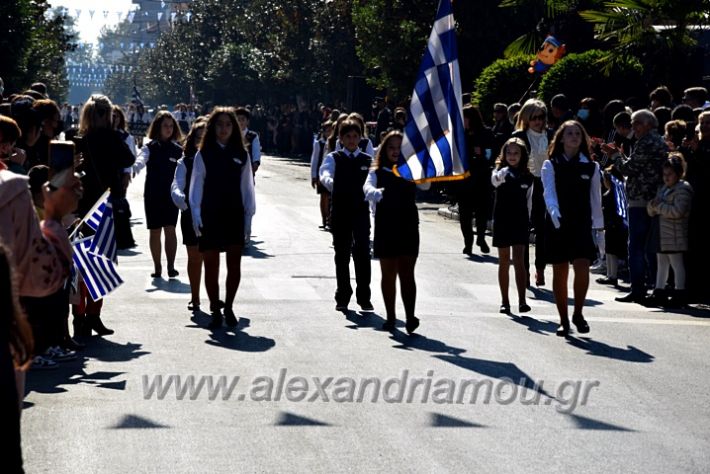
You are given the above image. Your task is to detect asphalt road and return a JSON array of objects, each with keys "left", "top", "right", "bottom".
[{"left": 22, "top": 153, "right": 710, "bottom": 473}]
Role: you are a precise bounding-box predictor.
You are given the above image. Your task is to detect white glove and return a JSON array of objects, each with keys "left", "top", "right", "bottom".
[
  {"left": 193, "top": 214, "right": 203, "bottom": 237},
  {"left": 372, "top": 188, "right": 384, "bottom": 203},
  {"left": 549, "top": 207, "right": 562, "bottom": 229}
]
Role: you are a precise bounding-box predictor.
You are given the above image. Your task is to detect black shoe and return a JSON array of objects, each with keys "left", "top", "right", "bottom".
[
  {"left": 86, "top": 314, "right": 114, "bottom": 336},
  {"left": 358, "top": 301, "right": 374, "bottom": 312},
  {"left": 556, "top": 321, "right": 570, "bottom": 337},
  {"left": 535, "top": 272, "right": 545, "bottom": 287},
  {"left": 335, "top": 303, "right": 348, "bottom": 311},
  {"left": 223, "top": 308, "right": 238, "bottom": 327},
  {"left": 381, "top": 320, "right": 396, "bottom": 331},
  {"left": 615, "top": 292, "right": 644, "bottom": 303},
  {"left": 63, "top": 336, "right": 85, "bottom": 351},
  {"left": 519, "top": 303, "right": 531, "bottom": 313},
  {"left": 572, "top": 314, "right": 590, "bottom": 334},
  {"left": 208, "top": 312, "right": 223, "bottom": 329},
  {"left": 168, "top": 268, "right": 179, "bottom": 278},
  {"left": 499, "top": 303, "right": 510, "bottom": 314},
  {"left": 72, "top": 317, "right": 90, "bottom": 337},
  {"left": 665, "top": 290, "right": 686, "bottom": 309},
  {"left": 405, "top": 317, "right": 420, "bottom": 335},
  {"left": 641, "top": 290, "right": 667, "bottom": 308},
  {"left": 596, "top": 276, "right": 618, "bottom": 285},
  {"left": 462, "top": 246, "right": 472, "bottom": 255},
  {"left": 477, "top": 240, "right": 490, "bottom": 254},
  {"left": 187, "top": 301, "right": 200, "bottom": 312}
]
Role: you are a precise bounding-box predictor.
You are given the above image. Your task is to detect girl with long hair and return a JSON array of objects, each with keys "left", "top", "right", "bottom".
[
  {"left": 490, "top": 137, "right": 534, "bottom": 313},
  {"left": 171, "top": 118, "right": 207, "bottom": 312},
  {"left": 189, "top": 108, "right": 255, "bottom": 328},
  {"left": 364, "top": 130, "right": 429, "bottom": 333},
  {"left": 541, "top": 120, "right": 603, "bottom": 336},
  {"left": 133, "top": 111, "right": 184, "bottom": 278}
]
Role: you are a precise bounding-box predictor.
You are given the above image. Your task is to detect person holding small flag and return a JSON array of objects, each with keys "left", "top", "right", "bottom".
[{"left": 73, "top": 95, "right": 135, "bottom": 337}]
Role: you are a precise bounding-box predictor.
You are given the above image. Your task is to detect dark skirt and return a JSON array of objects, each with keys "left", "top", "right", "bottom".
[
  {"left": 145, "top": 195, "right": 179, "bottom": 229},
  {"left": 544, "top": 215, "right": 596, "bottom": 264},
  {"left": 180, "top": 210, "right": 199, "bottom": 247},
  {"left": 373, "top": 223, "right": 419, "bottom": 258},
  {"left": 492, "top": 218, "right": 529, "bottom": 248},
  {"left": 198, "top": 211, "right": 245, "bottom": 252}
]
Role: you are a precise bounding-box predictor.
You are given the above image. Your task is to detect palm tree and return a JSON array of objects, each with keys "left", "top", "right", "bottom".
[{"left": 579, "top": 0, "right": 710, "bottom": 83}]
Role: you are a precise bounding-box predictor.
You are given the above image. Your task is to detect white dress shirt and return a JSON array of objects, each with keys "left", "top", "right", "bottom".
[
  {"left": 188, "top": 144, "right": 256, "bottom": 237},
  {"left": 491, "top": 167, "right": 533, "bottom": 218},
  {"left": 310, "top": 138, "right": 325, "bottom": 180},
  {"left": 541, "top": 153, "right": 603, "bottom": 229},
  {"left": 319, "top": 147, "right": 364, "bottom": 193},
  {"left": 243, "top": 128, "right": 261, "bottom": 165},
  {"left": 170, "top": 157, "right": 189, "bottom": 211}
]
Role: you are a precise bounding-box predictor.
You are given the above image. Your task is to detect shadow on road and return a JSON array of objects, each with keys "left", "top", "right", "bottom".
[
  {"left": 205, "top": 317, "right": 276, "bottom": 352},
  {"left": 434, "top": 354, "right": 552, "bottom": 398},
  {"left": 507, "top": 314, "right": 559, "bottom": 335},
  {"left": 243, "top": 239, "right": 274, "bottom": 259},
  {"left": 145, "top": 278, "right": 192, "bottom": 294},
  {"left": 528, "top": 286, "right": 603, "bottom": 306},
  {"left": 565, "top": 336, "right": 654, "bottom": 363}
]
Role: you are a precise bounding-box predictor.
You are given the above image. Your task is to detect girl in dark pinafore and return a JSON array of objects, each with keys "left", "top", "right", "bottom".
[
  {"left": 490, "top": 137, "right": 534, "bottom": 314},
  {"left": 364, "top": 130, "right": 430, "bottom": 334},
  {"left": 133, "top": 111, "right": 184, "bottom": 279},
  {"left": 189, "top": 107, "right": 255, "bottom": 329},
  {"left": 171, "top": 118, "right": 207, "bottom": 312},
  {"left": 541, "top": 120, "right": 603, "bottom": 336}
]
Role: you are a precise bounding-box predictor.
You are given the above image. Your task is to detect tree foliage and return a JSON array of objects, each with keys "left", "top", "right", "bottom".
[
  {"left": 472, "top": 55, "right": 536, "bottom": 119},
  {"left": 0, "top": 1, "right": 76, "bottom": 101},
  {"left": 537, "top": 49, "right": 644, "bottom": 105}
]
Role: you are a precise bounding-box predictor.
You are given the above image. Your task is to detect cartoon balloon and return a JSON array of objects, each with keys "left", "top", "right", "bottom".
[{"left": 528, "top": 36, "right": 566, "bottom": 74}]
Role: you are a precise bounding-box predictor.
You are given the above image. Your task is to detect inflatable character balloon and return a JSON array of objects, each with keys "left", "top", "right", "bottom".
[{"left": 528, "top": 36, "right": 566, "bottom": 74}]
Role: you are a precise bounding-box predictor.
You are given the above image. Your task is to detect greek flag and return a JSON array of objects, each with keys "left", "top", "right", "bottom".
[
  {"left": 72, "top": 238, "right": 123, "bottom": 301},
  {"left": 88, "top": 197, "right": 117, "bottom": 263},
  {"left": 611, "top": 175, "right": 628, "bottom": 227},
  {"left": 84, "top": 190, "right": 110, "bottom": 232},
  {"left": 397, "top": 0, "right": 468, "bottom": 183}
]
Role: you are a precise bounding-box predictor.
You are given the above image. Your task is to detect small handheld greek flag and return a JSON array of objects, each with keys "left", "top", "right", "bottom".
[
  {"left": 89, "top": 197, "right": 117, "bottom": 263},
  {"left": 71, "top": 191, "right": 123, "bottom": 301},
  {"left": 84, "top": 190, "right": 110, "bottom": 232},
  {"left": 396, "top": 0, "right": 468, "bottom": 183},
  {"left": 611, "top": 175, "right": 628, "bottom": 227},
  {"left": 72, "top": 238, "right": 123, "bottom": 301}
]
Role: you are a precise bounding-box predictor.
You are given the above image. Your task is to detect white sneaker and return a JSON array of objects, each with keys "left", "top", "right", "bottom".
[
  {"left": 590, "top": 259, "right": 607, "bottom": 274},
  {"left": 31, "top": 355, "right": 58, "bottom": 370},
  {"left": 44, "top": 346, "right": 77, "bottom": 362}
]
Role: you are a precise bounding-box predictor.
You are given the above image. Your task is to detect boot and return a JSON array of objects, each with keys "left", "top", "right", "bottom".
[
  {"left": 73, "top": 316, "right": 90, "bottom": 337},
  {"left": 665, "top": 289, "right": 686, "bottom": 309},
  {"left": 641, "top": 289, "right": 667, "bottom": 308},
  {"left": 85, "top": 314, "right": 114, "bottom": 336}
]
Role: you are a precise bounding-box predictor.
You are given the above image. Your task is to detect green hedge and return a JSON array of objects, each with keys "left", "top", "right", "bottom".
[
  {"left": 471, "top": 55, "right": 535, "bottom": 121},
  {"left": 537, "top": 50, "right": 644, "bottom": 106}
]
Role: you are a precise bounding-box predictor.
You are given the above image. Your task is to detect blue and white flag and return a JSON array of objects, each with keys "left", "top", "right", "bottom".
[
  {"left": 397, "top": 0, "right": 468, "bottom": 183},
  {"left": 72, "top": 238, "right": 123, "bottom": 302},
  {"left": 84, "top": 190, "right": 110, "bottom": 232},
  {"left": 88, "top": 197, "right": 117, "bottom": 263},
  {"left": 611, "top": 175, "right": 628, "bottom": 227}
]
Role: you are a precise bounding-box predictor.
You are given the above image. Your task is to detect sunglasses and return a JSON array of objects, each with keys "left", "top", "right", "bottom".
[{"left": 530, "top": 114, "right": 546, "bottom": 121}]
